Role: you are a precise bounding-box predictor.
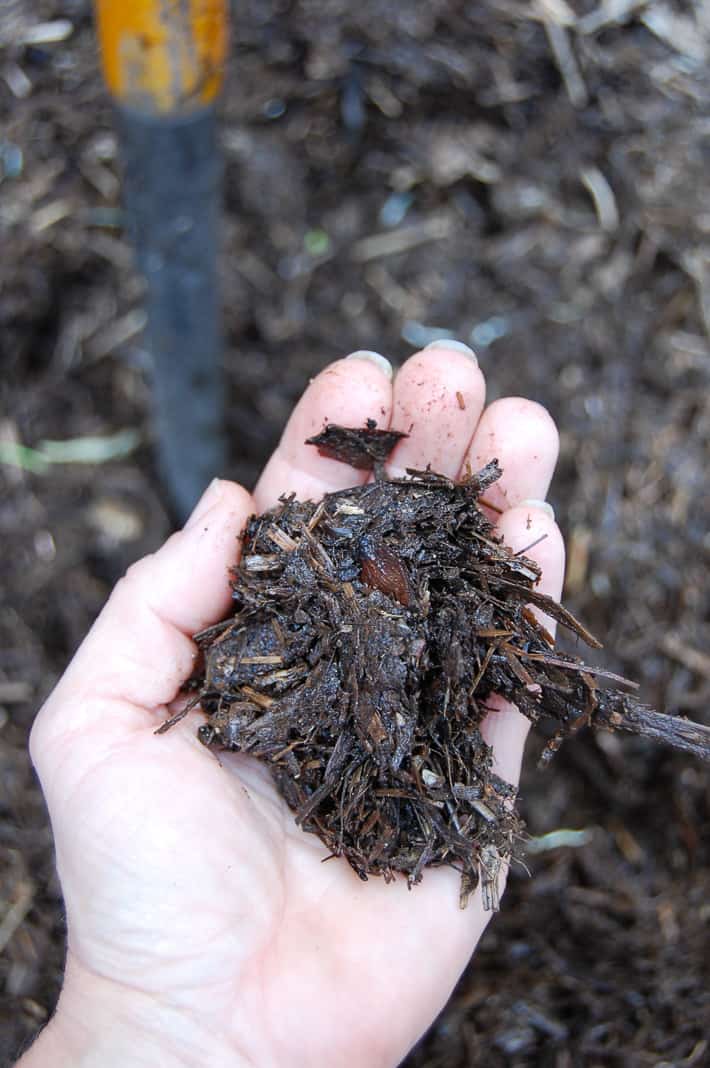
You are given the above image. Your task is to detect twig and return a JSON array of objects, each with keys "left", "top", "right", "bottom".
[
  {"left": 351, "top": 214, "right": 453, "bottom": 263},
  {"left": 0, "top": 881, "right": 34, "bottom": 954},
  {"left": 597, "top": 700, "right": 710, "bottom": 762},
  {"left": 641, "top": 4, "right": 707, "bottom": 62},
  {"left": 544, "top": 21, "right": 588, "bottom": 108},
  {"left": 661, "top": 634, "right": 710, "bottom": 681},
  {"left": 580, "top": 167, "right": 620, "bottom": 232},
  {"left": 578, "top": 1, "right": 649, "bottom": 36},
  {"left": 0, "top": 681, "right": 32, "bottom": 703}
]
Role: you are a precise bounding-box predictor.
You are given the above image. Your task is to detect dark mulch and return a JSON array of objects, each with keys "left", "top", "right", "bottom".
[{"left": 1, "top": 1, "right": 709, "bottom": 1064}]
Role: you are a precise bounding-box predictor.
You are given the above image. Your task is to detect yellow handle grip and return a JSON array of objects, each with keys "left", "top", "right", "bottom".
[{"left": 95, "top": 0, "right": 228, "bottom": 114}]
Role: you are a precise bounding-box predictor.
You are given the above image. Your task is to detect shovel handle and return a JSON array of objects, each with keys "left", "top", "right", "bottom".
[{"left": 95, "top": 0, "right": 228, "bottom": 115}]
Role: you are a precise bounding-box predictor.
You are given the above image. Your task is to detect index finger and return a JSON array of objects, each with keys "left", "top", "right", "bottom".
[{"left": 253, "top": 352, "right": 394, "bottom": 511}]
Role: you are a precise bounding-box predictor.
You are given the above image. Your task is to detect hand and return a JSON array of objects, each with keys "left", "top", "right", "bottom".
[{"left": 22, "top": 345, "right": 564, "bottom": 1068}]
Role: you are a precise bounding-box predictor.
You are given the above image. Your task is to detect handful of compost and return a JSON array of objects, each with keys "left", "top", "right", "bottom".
[{"left": 170, "top": 424, "right": 710, "bottom": 908}]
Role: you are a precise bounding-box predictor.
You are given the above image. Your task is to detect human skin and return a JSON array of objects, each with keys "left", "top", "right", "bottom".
[{"left": 19, "top": 344, "right": 564, "bottom": 1068}]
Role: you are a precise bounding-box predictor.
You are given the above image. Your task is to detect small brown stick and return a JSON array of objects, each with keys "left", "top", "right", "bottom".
[
  {"left": 268, "top": 525, "right": 299, "bottom": 552},
  {"left": 519, "top": 652, "right": 639, "bottom": 689},
  {"left": 155, "top": 693, "right": 202, "bottom": 734},
  {"left": 661, "top": 634, "right": 710, "bottom": 680},
  {"left": 478, "top": 496, "right": 504, "bottom": 515},
  {"left": 596, "top": 700, "right": 710, "bottom": 762}
]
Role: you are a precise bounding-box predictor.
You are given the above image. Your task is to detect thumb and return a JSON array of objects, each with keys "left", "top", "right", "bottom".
[{"left": 30, "top": 479, "right": 253, "bottom": 767}]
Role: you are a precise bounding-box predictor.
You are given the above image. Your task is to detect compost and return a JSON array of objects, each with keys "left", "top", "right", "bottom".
[{"left": 181, "top": 425, "right": 710, "bottom": 907}]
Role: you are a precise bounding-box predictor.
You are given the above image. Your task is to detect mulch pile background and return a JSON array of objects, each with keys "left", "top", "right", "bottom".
[{"left": 1, "top": 1, "right": 708, "bottom": 1064}]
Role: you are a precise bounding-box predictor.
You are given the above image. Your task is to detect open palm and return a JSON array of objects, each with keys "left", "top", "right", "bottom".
[{"left": 28, "top": 346, "right": 564, "bottom": 1068}]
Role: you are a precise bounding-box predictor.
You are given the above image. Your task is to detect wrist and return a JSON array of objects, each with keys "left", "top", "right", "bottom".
[{"left": 17, "top": 956, "right": 250, "bottom": 1068}]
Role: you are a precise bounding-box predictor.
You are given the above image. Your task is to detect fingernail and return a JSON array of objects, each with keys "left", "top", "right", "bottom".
[
  {"left": 520, "top": 498, "right": 555, "bottom": 521},
  {"left": 423, "top": 339, "right": 478, "bottom": 364},
  {"left": 345, "top": 350, "right": 393, "bottom": 380},
  {"left": 184, "top": 478, "right": 223, "bottom": 531}
]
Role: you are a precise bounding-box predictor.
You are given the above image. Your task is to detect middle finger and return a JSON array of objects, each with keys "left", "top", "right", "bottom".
[{"left": 385, "top": 341, "right": 486, "bottom": 479}]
